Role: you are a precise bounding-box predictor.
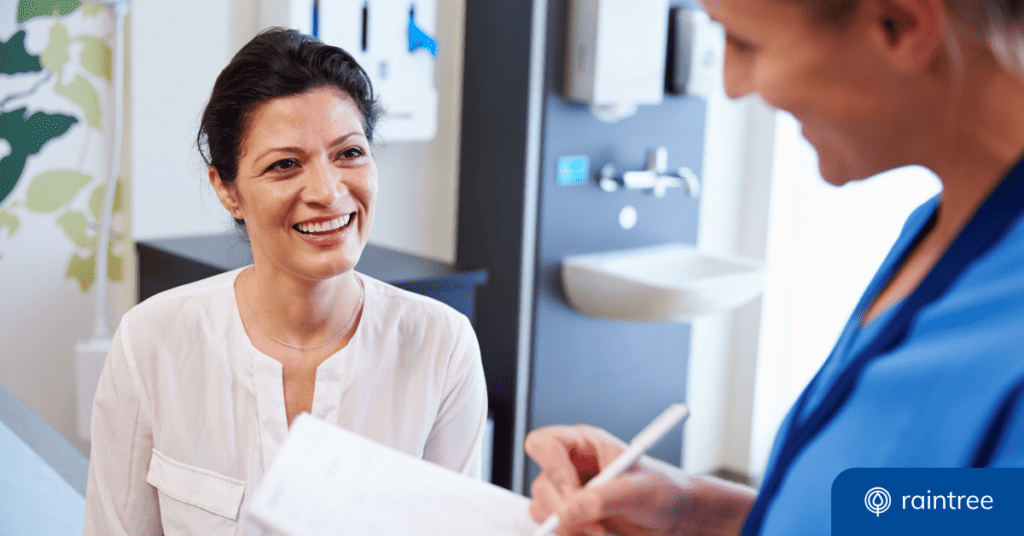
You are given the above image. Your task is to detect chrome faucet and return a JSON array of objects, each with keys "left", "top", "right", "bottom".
[{"left": 598, "top": 146, "right": 701, "bottom": 198}]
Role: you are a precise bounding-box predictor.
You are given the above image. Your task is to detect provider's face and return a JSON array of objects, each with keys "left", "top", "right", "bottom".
[
  {"left": 703, "top": 0, "right": 907, "bottom": 185},
  {"left": 213, "top": 87, "right": 377, "bottom": 282}
]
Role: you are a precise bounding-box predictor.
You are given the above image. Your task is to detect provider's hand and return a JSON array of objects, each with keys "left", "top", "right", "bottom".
[{"left": 525, "top": 425, "right": 756, "bottom": 536}]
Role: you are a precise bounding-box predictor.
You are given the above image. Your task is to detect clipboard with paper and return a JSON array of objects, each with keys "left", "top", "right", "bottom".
[{"left": 246, "top": 414, "right": 540, "bottom": 536}]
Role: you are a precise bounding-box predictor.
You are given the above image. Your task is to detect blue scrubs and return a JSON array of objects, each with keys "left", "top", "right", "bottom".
[{"left": 744, "top": 157, "right": 1024, "bottom": 535}]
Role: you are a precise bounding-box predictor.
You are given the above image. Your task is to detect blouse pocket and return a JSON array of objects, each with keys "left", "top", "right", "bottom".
[{"left": 146, "top": 448, "right": 246, "bottom": 535}]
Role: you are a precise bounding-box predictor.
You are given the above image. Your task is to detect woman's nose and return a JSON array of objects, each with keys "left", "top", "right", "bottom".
[{"left": 302, "top": 161, "right": 344, "bottom": 207}]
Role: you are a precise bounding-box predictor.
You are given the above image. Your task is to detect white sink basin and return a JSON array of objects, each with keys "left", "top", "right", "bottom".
[{"left": 561, "top": 243, "right": 766, "bottom": 322}]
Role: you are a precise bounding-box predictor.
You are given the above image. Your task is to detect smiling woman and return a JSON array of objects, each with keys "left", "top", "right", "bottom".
[{"left": 82, "top": 29, "right": 488, "bottom": 536}]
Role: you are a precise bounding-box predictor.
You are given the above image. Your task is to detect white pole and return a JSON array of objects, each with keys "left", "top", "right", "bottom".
[
  {"left": 75, "top": 0, "right": 131, "bottom": 440},
  {"left": 90, "top": 0, "right": 130, "bottom": 340}
]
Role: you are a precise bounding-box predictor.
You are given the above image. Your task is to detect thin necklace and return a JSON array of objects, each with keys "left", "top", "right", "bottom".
[{"left": 240, "top": 267, "right": 364, "bottom": 350}]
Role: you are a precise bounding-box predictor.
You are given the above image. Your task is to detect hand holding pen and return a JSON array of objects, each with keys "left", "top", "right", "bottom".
[{"left": 525, "top": 404, "right": 693, "bottom": 536}]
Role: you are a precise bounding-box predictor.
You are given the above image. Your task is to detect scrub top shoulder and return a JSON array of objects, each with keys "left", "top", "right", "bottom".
[{"left": 755, "top": 168, "right": 1024, "bottom": 534}]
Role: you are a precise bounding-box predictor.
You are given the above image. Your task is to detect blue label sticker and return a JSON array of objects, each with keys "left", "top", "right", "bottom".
[
  {"left": 557, "top": 156, "right": 589, "bottom": 186},
  {"left": 833, "top": 468, "right": 1024, "bottom": 535}
]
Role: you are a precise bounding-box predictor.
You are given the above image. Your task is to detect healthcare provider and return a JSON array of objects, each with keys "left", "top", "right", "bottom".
[{"left": 527, "top": 0, "right": 1024, "bottom": 534}]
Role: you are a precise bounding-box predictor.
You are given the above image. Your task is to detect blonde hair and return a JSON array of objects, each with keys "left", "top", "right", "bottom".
[
  {"left": 976, "top": 1, "right": 1024, "bottom": 77},
  {"left": 794, "top": 0, "right": 1024, "bottom": 77}
]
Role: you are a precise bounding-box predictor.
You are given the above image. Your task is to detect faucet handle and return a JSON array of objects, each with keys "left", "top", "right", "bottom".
[
  {"left": 598, "top": 164, "right": 621, "bottom": 192},
  {"left": 647, "top": 146, "right": 669, "bottom": 175},
  {"left": 674, "top": 167, "right": 701, "bottom": 198}
]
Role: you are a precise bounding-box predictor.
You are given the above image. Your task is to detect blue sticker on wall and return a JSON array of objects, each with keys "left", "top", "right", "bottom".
[
  {"left": 557, "top": 155, "right": 589, "bottom": 186},
  {"left": 833, "top": 468, "right": 1024, "bottom": 535}
]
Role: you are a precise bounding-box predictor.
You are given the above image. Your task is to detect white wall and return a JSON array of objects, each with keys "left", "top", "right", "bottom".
[
  {"left": 685, "top": 94, "right": 776, "bottom": 475},
  {"left": 129, "top": 0, "right": 238, "bottom": 240}
]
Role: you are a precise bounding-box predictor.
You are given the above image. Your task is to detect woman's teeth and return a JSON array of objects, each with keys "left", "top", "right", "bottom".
[{"left": 295, "top": 214, "right": 352, "bottom": 234}]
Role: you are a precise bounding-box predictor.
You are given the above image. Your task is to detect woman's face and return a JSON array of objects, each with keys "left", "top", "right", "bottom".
[
  {"left": 212, "top": 87, "right": 377, "bottom": 282},
  {"left": 702, "top": 0, "right": 912, "bottom": 185}
]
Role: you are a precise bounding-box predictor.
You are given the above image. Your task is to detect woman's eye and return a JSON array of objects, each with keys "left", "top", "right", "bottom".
[
  {"left": 267, "top": 158, "right": 298, "bottom": 172},
  {"left": 727, "top": 37, "right": 756, "bottom": 55},
  {"left": 339, "top": 147, "right": 367, "bottom": 160}
]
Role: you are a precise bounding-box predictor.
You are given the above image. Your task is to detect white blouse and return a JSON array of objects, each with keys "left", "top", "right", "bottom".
[{"left": 83, "top": 268, "right": 488, "bottom": 535}]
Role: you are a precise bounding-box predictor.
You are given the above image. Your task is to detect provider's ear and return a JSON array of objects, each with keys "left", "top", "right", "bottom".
[
  {"left": 871, "top": 0, "right": 946, "bottom": 71},
  {"left": 209, "top": 167, "right": 242, "bottom": 220}
]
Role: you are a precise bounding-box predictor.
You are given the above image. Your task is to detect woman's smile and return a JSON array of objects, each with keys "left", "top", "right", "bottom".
[{"left": 293, "top": 211, "right": 357, "bottom": 247}]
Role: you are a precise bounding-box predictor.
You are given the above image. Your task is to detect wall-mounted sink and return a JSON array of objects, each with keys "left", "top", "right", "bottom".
[{"left": 561, "top": 243, "right": 765, "bottom": 322}]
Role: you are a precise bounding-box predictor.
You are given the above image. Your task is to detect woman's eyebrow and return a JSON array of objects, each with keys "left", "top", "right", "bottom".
[
  {"left": 254, "top": 146, "right": 303, "bottom": 163},
  {"left": 252, "top": 132, "right": 365, "bottom": 163},
  {"left": 328, "top": 132, "right": 365, "bottom": 146}
]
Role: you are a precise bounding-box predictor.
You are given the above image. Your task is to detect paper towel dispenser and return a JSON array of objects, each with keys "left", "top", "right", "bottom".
[{"left": 563, "top": 0, "right": 670, "bottom": 123}]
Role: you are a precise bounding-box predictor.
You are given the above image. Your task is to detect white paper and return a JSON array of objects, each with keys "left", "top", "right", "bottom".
[{"left": 246, "top": 414, "right": 540, "bottom": 536}]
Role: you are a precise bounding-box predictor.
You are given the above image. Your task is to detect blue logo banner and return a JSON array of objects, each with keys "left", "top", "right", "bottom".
[{"left": 833, "top": 468, "right": 1024, "bottom": 534}]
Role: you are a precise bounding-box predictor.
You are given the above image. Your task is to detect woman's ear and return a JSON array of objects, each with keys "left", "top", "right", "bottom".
[
  {"left": 209, "top": 167, "right": 242, "bottom": 219},
  {"left": 871, "top": 0, "right": 947, "bottom": 71}
]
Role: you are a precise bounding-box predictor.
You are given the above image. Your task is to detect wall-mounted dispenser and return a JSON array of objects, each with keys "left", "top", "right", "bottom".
[
  {"left": 667, "top": 9, "right": 725, "bottom": 99},
  {"left": 564, "top": 0, "right": 670, "bottom": 123},
  {"left": 318, "top": 0, "right": 439, "bottom": 141}
]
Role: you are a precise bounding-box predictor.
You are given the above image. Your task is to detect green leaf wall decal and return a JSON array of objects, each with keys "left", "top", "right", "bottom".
[
  {"left": 1, "top": 109, "right": 78, "bottom": 206},
  {"left": 0, "top": 31, "right": 42, "bottom": 74},
  {"left": 55, "top": 75, "right": 101, "bottom": 128},
  {"left": 88, "top": 178, "right": 124, "bottom": 220},
  {"left": 66, "top": 251, "right": 95, "bottom": 291},
  {"left": 17, "top": 0, "right": 81, "bottom": 23},
  {"left": 56, "top": 210, "right": 95, "bottom": 249},
  {"left": 107, "top": 252, "right": 122, "bottom": 281},
  {"left": 26, "top": 170, "right": 91, "bottom": 212},
  {"left": 40, "top": 23, "right": 71, "bottom": 76},
  {"left": 0, "top": 209, "right": 20, "bottom": 236},
  {"left": 77, "top": 36, "right": 111, "bottom": 81},
  {"left": 82, "top": 3, "right": 103, "bottom": 16}
]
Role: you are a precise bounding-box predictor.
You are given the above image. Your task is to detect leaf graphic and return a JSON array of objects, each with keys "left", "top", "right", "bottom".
[
  {"left": 26, "top": 170, "right": 91, "bottom": 212},
  {"left": 88, "top": 178, "right": 124, "bottom": 220},
  {"left": 40, "top": 23, "right": 71, "bottom": 76},
  {"left": 66, "top": 252, "right": 95, "bottom": 292},
  {"left": 55, "top": 75, "right": 101, "bottom": 128},
  {"left": 107, "top": 252, "right": 123, "bottom": 282},
  {"left": 82, "top": 3, "right": 103, "bottom": 16},
  {"left": 57, "top": 210, "right": 95, "bottom": 249},
  {"left": 0, "top": 209, "right": 19, "bottom": 236},
  {"left": 17, "top": 0, "right": 81, "bottom": 23},
  {"left": 77, "top": 35, "right": 111, "bottom": 81},
  {"left": 1, "top": 109, "right": 79, "bottom": 206},
  {"left": 0, "top": 30, "right": 42, "bottom": 75}
]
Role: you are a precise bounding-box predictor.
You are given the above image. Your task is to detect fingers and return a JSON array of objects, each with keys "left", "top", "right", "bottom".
[
  {"left": 526, "top": 426, "right": 626, "bottom": 473},
  {"left": 527, "top": 429, "right": 579, "bottom": 483},
  {"left": 530, "top": 475, "right": 610, "bottom": 536},
  {"left": 527, "top": 426, "right": 641, "bottom": 534},
  {"left": 557, "top": 471, "right": 690, "bottom": 535}
]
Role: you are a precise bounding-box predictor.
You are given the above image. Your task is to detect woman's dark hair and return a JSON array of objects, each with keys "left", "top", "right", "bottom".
[{"left": 198, "top": 28, "right": 381, "bottom": 189}]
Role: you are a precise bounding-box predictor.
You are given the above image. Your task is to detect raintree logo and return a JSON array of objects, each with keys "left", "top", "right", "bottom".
[
  {"left": 834, "top": 469, "right": 1024, "bottom": 534},
  {"left": 865, "top": 487, "right": 892, "bottom": 516}
]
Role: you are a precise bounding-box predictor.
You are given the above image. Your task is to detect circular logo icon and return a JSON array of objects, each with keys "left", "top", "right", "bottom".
[{"left": 864, "top": 487, "right": 892, "bottom": 517}]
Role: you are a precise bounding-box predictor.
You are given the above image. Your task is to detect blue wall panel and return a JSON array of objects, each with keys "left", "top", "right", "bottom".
[{"left": 526, "top": 0, "right": 704, "bottom": 483}]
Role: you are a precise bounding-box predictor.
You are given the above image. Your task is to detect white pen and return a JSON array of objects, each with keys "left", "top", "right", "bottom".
[{"left": 533, "top": 403, "right": 690, "bottom": 536}]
